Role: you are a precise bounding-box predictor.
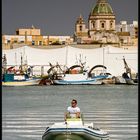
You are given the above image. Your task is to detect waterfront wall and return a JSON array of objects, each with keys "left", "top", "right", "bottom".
[
  {"left": 2, "top": 45, "right": 138, "bottom": 77},
  {"left": 2, "top": 43, "right": 123, "bottom": 50}
]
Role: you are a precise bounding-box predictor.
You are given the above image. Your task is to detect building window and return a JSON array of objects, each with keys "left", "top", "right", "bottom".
[
  {"left": 32, "top": 41, "right": 35, "bottom": 45},
  {"left": 39, "top": 41, "right": 42, "bottom": 45},
  {"left": 93, "top": 21, "right": 95, "bottom": 28},
  {"left": 135, "top": 31, "right": 138, "bottom": 38},
  {"left": 49, "top": 41, "right": 52, "bottom": 44},
  {"left": 16, "top": 31, "right": 19, "bottom": 35},
  {"left": 7, "top": 40, "right": 10, "bottom": 43},
  {"left": 101, "top": 23, "right": 104, "bottom": 28},
  {"left": 110, "top": 21, "right": 113, "bottom": 28},
  {"left": 79, "top": 26, "right": 82, "bottom": 31},
  {"left": 100, "top": 21, "right": 105, "bottom": 29},
  {"left": 20, "top": 41, "right": 24, "bottom": 43}
]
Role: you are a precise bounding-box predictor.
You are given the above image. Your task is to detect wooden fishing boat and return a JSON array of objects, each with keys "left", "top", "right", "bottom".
[{"left": 2, "top": 74, "right": 41, "bottom": 86}]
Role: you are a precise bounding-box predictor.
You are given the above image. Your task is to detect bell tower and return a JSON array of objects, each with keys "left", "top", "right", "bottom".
[{"left": 74, "top": 14, "right": 88, "bottom": 41}]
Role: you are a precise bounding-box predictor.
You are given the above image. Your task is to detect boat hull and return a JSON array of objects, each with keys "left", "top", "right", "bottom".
[
  {"left": 115, "top": 76, "right": 138, "bottom": 85},
  {"left": 42, "top": 118, "right": 109, "bottom": 140},
  {"left": 2, "top": 79, "right": 41, "bottom": 86},
  {"left": 42, "top": 128, "right": 109, "bottom": 140},
  {"left": 53, "top": 79, "right": 103, "bottom": 85}
]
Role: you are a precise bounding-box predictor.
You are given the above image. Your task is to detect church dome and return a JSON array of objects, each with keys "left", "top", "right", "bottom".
[{"left": 91, "top": 0, "right": 114, "bottom": 15}]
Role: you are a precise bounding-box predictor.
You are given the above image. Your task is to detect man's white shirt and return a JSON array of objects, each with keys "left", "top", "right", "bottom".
[{"left": 67, "top": 106, "right": 80, "bottom": 118}]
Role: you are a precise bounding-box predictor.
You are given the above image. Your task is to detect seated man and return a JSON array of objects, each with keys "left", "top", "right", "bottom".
[{"left": 65, "top": 99, "right": 81, "bottom": 121}]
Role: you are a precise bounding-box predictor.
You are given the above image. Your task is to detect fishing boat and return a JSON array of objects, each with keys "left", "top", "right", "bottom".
[
  {"left": 52, "top": 65, "right": 112, "bottom": 85},
  {"left": 53, "top": 73, "right": 105, "bottom": 85},
  {"left": 115, "top": 57, "right": 138, "bottom": 85},
  {"left": 42, "top": 118, "right": 109, "bottom": 140},
  {"left": 115, "top": 74, "right": 138, "bottom": 85},
  {"left": 2, "top": 73, "right": 41, "bottom": 86},
  {"left": 2, "top": 53, "right": 41, "bottom": 86}
]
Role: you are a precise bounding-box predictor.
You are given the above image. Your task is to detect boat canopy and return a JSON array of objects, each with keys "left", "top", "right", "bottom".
[
  {"left": 66, "top": 65, "right": 84, "bottom": 74},
  {"left": 88, "top": 65, "right": 107, "bottom": 75}
]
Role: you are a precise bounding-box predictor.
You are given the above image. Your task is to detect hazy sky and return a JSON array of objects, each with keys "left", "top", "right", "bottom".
[{"left": 2, "top": 0, "right": 138, "bottom": 36}]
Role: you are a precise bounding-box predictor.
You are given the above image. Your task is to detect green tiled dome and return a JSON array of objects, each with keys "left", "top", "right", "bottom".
[{"left": 91, "top": 0, "right": 114, "bottom": 15}]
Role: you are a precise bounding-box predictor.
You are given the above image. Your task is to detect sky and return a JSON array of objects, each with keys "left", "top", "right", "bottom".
[{"left": 2, "top": 0, "right": 138, "bottom": 36}]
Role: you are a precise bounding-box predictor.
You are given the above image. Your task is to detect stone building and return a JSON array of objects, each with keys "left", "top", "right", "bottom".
[
  {"left": 74, "top": 0, "right": 137, "bottom": 46},
  {"left": 2, "top": 26, "right": 73, "bottom": 49},
  {"left": 74, "top": 0, "right": 120, "bottom": 45},
  {"left": 2, "top": 0, "right": 138, "bottom": 49},
  {"left": 116, "top": 21, "right": 138, "bottom": 46},
  {"left": 88, "top": 0, "right": 116, "bottom": 35},
  {"left": 74, "top": 15, "right": 89, "bottom": 43},
  {"left": 2, "top": 26, "right": 48, "bottom": 49}
]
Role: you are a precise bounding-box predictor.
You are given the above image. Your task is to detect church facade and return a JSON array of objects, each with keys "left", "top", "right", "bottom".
[{"left": 74, "top": 0, "right": 121, "bottom": 45}]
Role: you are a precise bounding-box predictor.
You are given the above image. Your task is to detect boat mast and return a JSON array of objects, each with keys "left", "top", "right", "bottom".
[
  {"left": 20, "top": 53, "right": 23, "bottom": 73},
  {"left": 2, "top": 54, "right": 7, "bottom": 74},
  {"left": 15, "top": 53, "right": 17, "bottom": 66},
  {"left": 65, "top": 45, "right": 68, "bottom": 71}
]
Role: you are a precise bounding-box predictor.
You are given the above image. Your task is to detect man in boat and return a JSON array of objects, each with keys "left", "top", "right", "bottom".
[{"left": 64, "top": 99, "right": 81, "bottom": 121}]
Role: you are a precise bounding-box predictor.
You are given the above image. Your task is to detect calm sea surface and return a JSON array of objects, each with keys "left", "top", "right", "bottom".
[{"left": 2, "top": 85, "right": 138, "bottom": 140}]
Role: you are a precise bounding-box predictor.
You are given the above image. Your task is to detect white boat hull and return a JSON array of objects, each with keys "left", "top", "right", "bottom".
[
  {"left": 42, "top": 119, "right": 109, "bottom": 140},
  {"left": 42, "top": 128, "right": 109, "bottom": 140},
  {"left": 53, "top": 79, "right": 103, "bottom": 85},
  {"left": 53, "top": 74, "right": 106, "bottom": 85}
]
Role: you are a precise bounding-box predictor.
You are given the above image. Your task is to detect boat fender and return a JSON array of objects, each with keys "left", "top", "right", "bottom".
[
  {"left": 88, "top": 126, "right": 100, "bottom": 130},
  {"left": 93, "top": 127, "right": 100, "bottom": 130},
  {"left": 88, "top": 126, "right": 93, "bottom": 129}
]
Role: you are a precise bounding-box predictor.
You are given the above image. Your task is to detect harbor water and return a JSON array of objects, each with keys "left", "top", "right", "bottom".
[{"left": 2, "top": 85, "right": 138, "bottom": 140}]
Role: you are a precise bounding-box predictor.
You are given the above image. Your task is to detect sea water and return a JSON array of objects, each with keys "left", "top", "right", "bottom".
[{"left": 2, "top": 85, "right": 138, "bottom": 140}]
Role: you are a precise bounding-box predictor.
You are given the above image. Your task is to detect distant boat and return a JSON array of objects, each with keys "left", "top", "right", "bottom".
[
  {"left": 115, "top": 73, "right": 138, "bottom": 85},
  {"left": 2, "top": 74, "right": 41, "bottom": 86},
  {"left": 53, "top": 73, "right": 104, "bottom": 85},
  {"left": 52, "top": 65, "right": 112, "bottom": 85},
  {"left": 2, "top": 53, "right": 41, "bottom": 86},
  {"left": 42, "top": 118, "right": 109, "bottom": 140},
  {"left": 115, "top": 57, "right": 138, "bottom": 85}
]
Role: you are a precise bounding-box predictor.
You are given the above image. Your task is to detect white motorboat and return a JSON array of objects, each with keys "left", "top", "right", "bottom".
[
  {"left": 53, "top": 73, "right": 105, "bottom": 85},
  {"left": 42, "top": 118, "right": 109, "bottom": 140}
]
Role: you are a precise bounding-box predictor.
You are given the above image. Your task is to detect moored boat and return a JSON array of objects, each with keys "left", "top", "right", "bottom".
[
  {"left": 42, "top": 118, "right": 109, "bottom": 140},
  {"left": 53, "top": 73, "right": 105, "bottom": 85},
  {"left": 114, "top": 57, "right": 138, "bottom": 85},
  {"left": 2, "top": 73, "right": 41, "bottom": 86},
  {"left": 52, "top": 65, "right": 112, "bottom": 85},
  {"left": 2, "top": 53, "right": 41, "bottom": 86}
]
